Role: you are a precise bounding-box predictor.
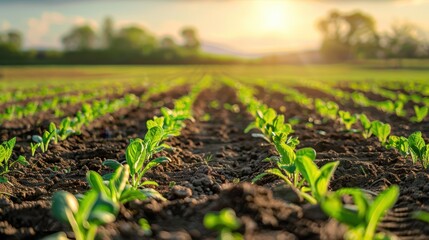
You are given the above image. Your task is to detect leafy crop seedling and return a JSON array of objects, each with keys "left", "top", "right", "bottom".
[
  {"left": 51, "top": 190, "right": 119, "bottom": 240},
  {"left": 204, "top": 208, "right": 243, "bottom": 240},
  {"left": 371, "top": 121, "right": 391, "bottom": 144},
  {"left": 338, "top": 110, "right": 357, "bottom": 130},
  {"left": 359, "top": 114, "right": 373, "bottom": 139},
  {"left": 87, "top": 164, "right": 148, "bottom": 204},
  {"left": 411, "top": 105, "right": 428, "bottom": 123},
  {"left": 0, "top": 137, "right": 28, "bottom": 183},
  {"left": 321, "top": 185, "right": 399, "bottom": 240},
  {"left": 408, "top": 131, "right": 429, "bottom": 168}
]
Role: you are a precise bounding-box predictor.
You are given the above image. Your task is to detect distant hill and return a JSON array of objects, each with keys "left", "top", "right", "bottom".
[
  {"left": 201, "top": 41, "right": 265, "bottom": 59},
  {"left": 201, "top": 41, "right": 322, "bottom": 64}
]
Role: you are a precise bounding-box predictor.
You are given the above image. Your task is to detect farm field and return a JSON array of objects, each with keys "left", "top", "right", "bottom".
[{"left": 0, "top": 65, "right": 429, "bottom": 240}]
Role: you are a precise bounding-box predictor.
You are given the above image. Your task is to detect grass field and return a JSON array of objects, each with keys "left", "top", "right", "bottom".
[{"left": 0, "top": 65, "right": 429, "bottom": 239}]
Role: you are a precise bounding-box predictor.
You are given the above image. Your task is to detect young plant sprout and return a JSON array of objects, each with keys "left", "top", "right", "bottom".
[
  {"left": 338, "top": 110, "right": 358, "bottom": 130},
  {"left": 411, "top": 105, "right": 428, "bottom": 123},
  {"left": 408, "top": 131, "right": 429, "bottom": 168},
  {"left": 204, "top": 208, "right": 243, "bottom": 240},
  {"left": 0, "top": 137, "right": 28, "bottom": 183},
  {"left": 359, "top": 114, "right": 373, "bottom": 139},
  {"left": 321, "top": 185, "right": 399, "bottom": 240},
  {"left": 370, "top": 121, "right": 391, "bottom": 144},
  {"left": 50, "top": 190, "right": 119, "bottom": 240}
]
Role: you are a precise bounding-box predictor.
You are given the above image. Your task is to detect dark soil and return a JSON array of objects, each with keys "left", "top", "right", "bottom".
[
  {"left": 0, "top": 83, "right": 428, "bottom": 240},
  {"left": 256, "top": 86, "right": 429, "bottom": 239}
]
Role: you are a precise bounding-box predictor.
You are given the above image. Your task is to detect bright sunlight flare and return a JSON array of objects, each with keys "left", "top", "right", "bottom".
[{"left": 256, "top": 1, "right": 294, "bottom": 32}]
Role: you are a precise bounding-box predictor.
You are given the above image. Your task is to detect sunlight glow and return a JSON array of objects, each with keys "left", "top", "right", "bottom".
[{"left": 256, "top": 1, "right": 294, "bottom": 33}]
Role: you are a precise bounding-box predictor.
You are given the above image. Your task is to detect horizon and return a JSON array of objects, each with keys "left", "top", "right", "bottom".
[{"left": 1, "top": 0, "right": 429, "bottom": 56}]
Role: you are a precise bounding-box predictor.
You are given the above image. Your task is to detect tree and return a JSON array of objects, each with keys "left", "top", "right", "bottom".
[
  {"left": 110, "top": 26, "right": 156, "bottom": 55},
  {"left": 180, "top": 27, "right": 200, "bottom": 51},
  {"left": 62, "top": 25, "right": 96, "bottom": 51},
  {"left": 317, "top": 10, "right": 379, "bottom": 60},
  {"left": 0, "top": 30, "right": 23, "bottom": 62},
  {"left": 160, "top": 36, "right": 176, "bottom": 49},
  {"left": 381, "top": 22, "right": 426, "bottom": 59},
  {"left": 6, "top": 30, "right": 22, "bottom": 50},
  {"left": 102, "top": 17, "right": 114, "bottom": 48}
]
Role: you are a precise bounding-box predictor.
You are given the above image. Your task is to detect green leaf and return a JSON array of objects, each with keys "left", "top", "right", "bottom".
[
  {"left": 0, "top": 176, "right": 8, "bottom": 183},
  {"left": 87, "top": 193, "right": 118, "bottom": 226},
  {"left": 141, "top": 157, "right": 169, "bottom": 176},
  {"left": 408, "top": 131, "right": 425, "bottom": 162},
  {"left": 49, "top": 122, "right": 57, "bottom": 132},
  {"left": 102, "top": 159, "right": 122, "bottom": 170},
  {"left": 75, "top": 190, "right": 98, "bottom": 224},
  {"left": 359, "top": 114, "right": 371, "bottom": 129},
  {"left": 32, "top": 135, "right": 43, "bottom": 144},
  {"left": 40, "top": 232, "right": 69, "bottom": 240},
  {"left": 295, "top": 155, "right": 319, "bottom": 188},
  {"left": 251, "top": 172, "right": 270, "bottom": 183},
  {"left": 321, "top": 192, "right": 362, "bottom": 227},
  {"left": 413, "top": 211, "right": 429, "bottom": 223},
  {"left": 204, "top": 208, "right": 241, "bottom": 231},
  {"left": 140, "top": 180, "right": 159, "bottom": 186},
  {"left": 87, "top": 171, "right": 109, "bottom": 196},
  {"left": 274, "top": 142, "right": 296, "bottom": 165},
  {"left": 51, "top": 191, "right": 79, "bottom": 223},
  {"left": 125, "top": 139, "right": 145, "bottom": 175},
  {"left": 365, "top": 185, "right": 399, "bottom": 240},
  {"left": 0, "top": 145, "right": 6, "bottom": 164},
  {"left": 296, "top": 148, "right": 316, "bottom": 161},
  {"left": 244, "top": 122, "right": 257, "bottom": 133},
  {"left": 315, "top": 161, "right": 339, "bottom": 200},
  {"left": 16, "top": 155, "right": 28, "bottom": 166},
  {"left": 119, "top": 188, "right": 148, "bottom": 203}
]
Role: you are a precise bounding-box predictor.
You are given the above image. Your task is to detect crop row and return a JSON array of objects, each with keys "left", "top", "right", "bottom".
[
  {"left": 2, "top": 75, "right": 429, "bottom": 239},
  {"left": 45, "top": 76, "right": 211, "bottom": 240}
]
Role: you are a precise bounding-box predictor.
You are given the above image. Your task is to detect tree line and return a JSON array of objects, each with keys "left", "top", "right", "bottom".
[
  {"left": 1, "top": 11, "right": 429, "bottom": 64},
  {"left": 318, "top": 10, "right": 429, "bottom": 61},
  {"left": 0, "top": 17, "right": 241, "bottom": 65}
]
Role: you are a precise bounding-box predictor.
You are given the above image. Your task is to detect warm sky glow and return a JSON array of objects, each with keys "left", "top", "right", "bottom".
[
  {"left": 256, "top": 1, "right": 293, "bottom": 33},
  {"left": 0, "top": 0, "right": 429, "bottom": 55}
]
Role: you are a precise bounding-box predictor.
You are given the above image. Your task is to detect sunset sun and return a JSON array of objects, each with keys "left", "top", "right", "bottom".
[{"left": 257, "top": 1, "right": 293, "bottom": 32}]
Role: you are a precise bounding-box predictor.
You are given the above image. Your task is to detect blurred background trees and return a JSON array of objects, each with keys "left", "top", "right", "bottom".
[
  {"left": 1, "top": 11, "right": 429, "bottom": 65},
  {"left": 317, "top": 10, "right": 428, "bottom": 62}
]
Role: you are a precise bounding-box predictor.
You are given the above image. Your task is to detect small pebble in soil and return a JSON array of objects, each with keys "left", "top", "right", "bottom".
[
  {"left": 172, "top": 185, "right": 192, "bottom": 199},
  {"left": 158, "top": 230, "right": 191, "bottom": 240}
]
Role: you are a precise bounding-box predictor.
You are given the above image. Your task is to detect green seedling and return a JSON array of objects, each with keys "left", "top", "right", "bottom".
[
  {"left": 57, "top": 117, "right": 76, "bottom": 140},
  {"left": 315, "top": 99, "right": 339, "bottom": 120},
  {"left": 338, "top": 110, "right": 357, "bottom": 130},
  {"left": 411, "top": 105, "right": 428, "bottom": 123},
  {"left": 408, "top": 131, "right": 429, "bottom": 168},
  {"left": 32, "top": 129, "right": 56, "bottom": 153},
  {"left": 245, "top": 107, "right": 293, "bottom": 144},
  {"left": 371, "top": 121, "right": 391, "bottom": 144},
  {"left": 138, "top": 218, "right": 153, "bottom": 236},
  {"left": 295, "top": 150, "right": 339, "bottom": 204},
  {"left": 204, "top": 208, "right": 243, "bottom": 240},
  {"left": 413, "top": 210, "right": 429, "bottom": 223},
  {"left": 253, "top": 148, "right": 332, "bottom": 204},
  {"left": 387, "top": 135, "right": 409, "bottom": 156},
  {"left": 51, "top": 190, "right": 118, "bottom": 240},
  {"left": 104, "top": 136, "right": 169, "bottom": 190},
  {"left": 87, "top": 164, "right": 149, "bottom": 204},
  {"left": 321, "top": 185, "right": 399, "bottom": 240},
  {"left": 0, "top": 137, "right": 28, "bottom": 183},
  {"left": 49, "top": 122, "right": 59, "bottom": 144},
  {"left": 359, "top": 114, "right": 372, "bottom": 139},
  {"left": 30, "top": 142, "right": 40, "bottom": 157},
  {"left": 393, "top": 101, "right": 406, "bottom": 117}
]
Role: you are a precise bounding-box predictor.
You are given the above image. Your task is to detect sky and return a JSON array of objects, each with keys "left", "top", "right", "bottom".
[{"left": 0, "top": 0, "right": 429, "bottom": 54}]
